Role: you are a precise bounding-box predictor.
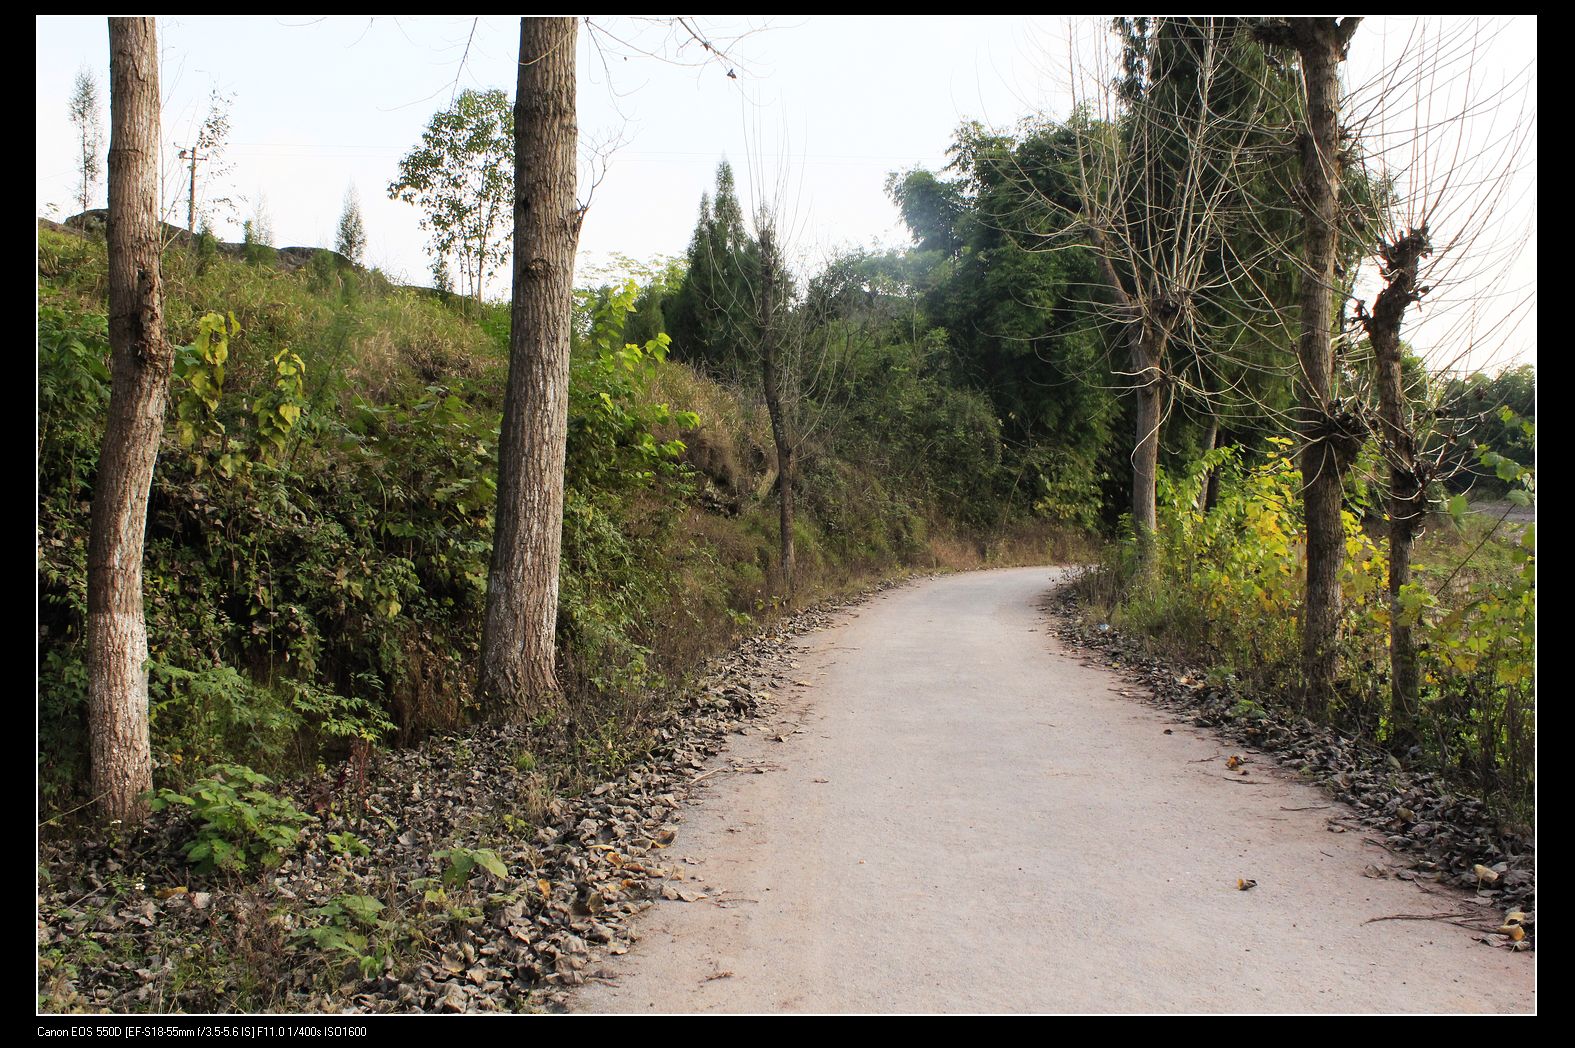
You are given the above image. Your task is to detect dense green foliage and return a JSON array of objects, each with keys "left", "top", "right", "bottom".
[
  {"left": 1435, "top": 365, "right": 1537, "bottom": 497},
  {"left": 149, "top": 763, "right": 314, "bottom": 874},
  {"left": 387, "top": 88, "right": 514, "bottom": 305},
  {"left": 887, "top": 138, "right": 1121, "bottom": 531},
  {"left": 37, "top": 216, "right": 1065, "bottom": 818},
  {"left": 36, "top": 16, "right": 1533, "bottom": 833},
  {"left": 39, "top": 232, "right": 505, "bottom": 802}
]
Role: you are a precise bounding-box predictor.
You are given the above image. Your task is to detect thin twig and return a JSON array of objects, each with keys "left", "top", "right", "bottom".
[
  {"left": 1362, "top": 836, "right": 1408, "bottom": 857},
  {"left": 1364, "top": 911, "right": 1496, "bottom": 931}
]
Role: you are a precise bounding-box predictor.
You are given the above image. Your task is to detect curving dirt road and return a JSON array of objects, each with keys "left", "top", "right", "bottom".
[{"left": 573, "top": 567, "right": 1534, "bottom": 1014}]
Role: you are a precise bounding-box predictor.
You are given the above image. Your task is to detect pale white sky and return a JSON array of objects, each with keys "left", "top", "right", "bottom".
[{"left": 36, "top": 15, "right": 1535, "bottom": 370}]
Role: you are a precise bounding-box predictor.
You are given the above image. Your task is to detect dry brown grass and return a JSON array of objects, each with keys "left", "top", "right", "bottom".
[{"left": 642, "top": 362, "right": 772, "bottom": 499}]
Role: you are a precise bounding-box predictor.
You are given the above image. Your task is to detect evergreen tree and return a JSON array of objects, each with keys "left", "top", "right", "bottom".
[
  {"left": 336, "top": 186, "right": 367, "bottom": 266},
  {"left": 68, "top": 67, "right": 103, "bottom": 213},
  {"left": 667, "top": 162, "right": 758, "bottom": 378}
]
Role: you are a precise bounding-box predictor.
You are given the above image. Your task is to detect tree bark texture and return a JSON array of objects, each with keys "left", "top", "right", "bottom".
[
  {"left": 479, "top": 16, "right": 580, "bottom": 718},
  {"left": 757, "top": 227, "right": 796, "bottom": 598},
  {"left": 1262, "top": 17, "right": 1361, "bottom": 709},
  {"left": 1361, "top": 227, "right": 1430, "bottom": 746},
  {"left": 1087, "top": 231, "right": 1170, "bottom": 566},
  {"left": 88, "top": 16, "right": 166, "bottom": 824},
  {"left": 1131, "top": 329, "right": 1165, "bottom": 552}
]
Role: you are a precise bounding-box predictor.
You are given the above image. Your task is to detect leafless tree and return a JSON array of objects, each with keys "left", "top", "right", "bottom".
[
  {"left": 1342, "top": 17, "right": 1536, "bottom": 739},
  {"left": 1249, "top": 16, "right": 1365, "bottom": 706},
  {"left": 998, "top": 18, "right": 1301, "bottom": 566},
  {"left": 737, "top": 123, "right": 869, "bottom": 600}
]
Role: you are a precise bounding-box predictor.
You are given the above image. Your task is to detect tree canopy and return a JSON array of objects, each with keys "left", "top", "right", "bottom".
[{"left": 389, "top": 88, "right": 515, "bottom": 306}]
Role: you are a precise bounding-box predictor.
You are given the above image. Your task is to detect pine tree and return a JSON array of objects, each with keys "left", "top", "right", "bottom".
[
  {"left": 68, "top": 67, "right": 103, "bottom": 213},
  {"left": 668, "top": 161, "right": 758, "bottom": 378},
  {"left": 336, "top": 186, "right": 367, "bottom": 266}
]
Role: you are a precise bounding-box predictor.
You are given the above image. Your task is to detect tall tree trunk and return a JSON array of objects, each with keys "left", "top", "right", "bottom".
[
  {"left": 1131, "top": 333, "right": 1163, "bottom": 557},
  {"left": 758, "top": 227, "right": 796, "bottom": 598},
  {"left": 1088, "top": 233, "right": 1171, "bottom": 570},
  {"left": 775, "top": 446, "right": 797, "bottom": 598},
  {"left": 1198, "top": 414, "right": 1219, "bottom": 514},
  {"left": 1361, "top": 227, "right": 1430, "bottom": 748},
  {"left": 88, "top": 16, "right": 166, "bottom": 825},
  {"left": 1259, "top": 17, "right": 1361, "bottom": 710},
  {"left": 478, "top": 16, "right": 580, "bottom": 717}
]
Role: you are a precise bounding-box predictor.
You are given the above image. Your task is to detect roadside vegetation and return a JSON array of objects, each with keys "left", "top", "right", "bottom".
[
  {"left": 39, "top": 219, "right": 1075, "bottom": 822},
  {"left": 38, "top": 14, "right": 1533, "bottom": 1013},
  {"left": 1078, "top": 433, "right": 1535, "bottom": 823},
  {"left": 37, "top": 210, "right": 1085, "bottom": 1011}
]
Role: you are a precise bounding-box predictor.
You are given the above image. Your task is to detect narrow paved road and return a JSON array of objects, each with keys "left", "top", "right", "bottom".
[{"left": 574, "top": 567, "right": 1534, "bottom": 1013}]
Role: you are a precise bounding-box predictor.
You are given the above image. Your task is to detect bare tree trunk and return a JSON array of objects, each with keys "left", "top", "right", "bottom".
[
  {"left": 1259, "top": 16, "right": 1362, "bottom": 710},
  {"left": 757, "top": 227, "right": 796, "bottom": 598},
  {"left": 1089, "top": 237, "right": 1172, "bottom": 569},
  {"left": 1131, "top": 334, "right": 1163, "bottom": 554},
  {"left": 775, "top": 445, "right": 797, "bottom": 598},
  {"left": 1361, "top": 227, "right": 1431, "bottom": 748},
  {"left": 88, "top": 16, "right": 166, "bottom": 825},
  {"left": 479, "top": 16, "right": 580, "bottom": 717},
  {"left": 1197, "top": 414, "right": 1219, "bottom": 514}
]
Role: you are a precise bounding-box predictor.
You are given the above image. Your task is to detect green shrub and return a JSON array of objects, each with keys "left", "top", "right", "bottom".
[
  {"left": 292, "top": 893, "right": 389, "bottom": 977},
  {"left": 431, "top": 846, "right": 507, "bottom": 888},
  {"left": 150, "top": 763, "right": 314, "bottom": 874}
]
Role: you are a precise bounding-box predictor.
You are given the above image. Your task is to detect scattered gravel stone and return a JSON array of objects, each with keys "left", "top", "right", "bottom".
[{"left": 37, "top": 579, "right": 906, "bottom": 1013}]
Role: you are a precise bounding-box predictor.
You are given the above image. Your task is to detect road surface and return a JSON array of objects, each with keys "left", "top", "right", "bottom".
[{"left": 573, "top": 567, "right": 1535, "bottom": 1013}]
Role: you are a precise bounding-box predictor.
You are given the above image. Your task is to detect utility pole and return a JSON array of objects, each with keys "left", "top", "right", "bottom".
[{"left": 177, "top": 144, "right": 205, "bottom": 233}]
